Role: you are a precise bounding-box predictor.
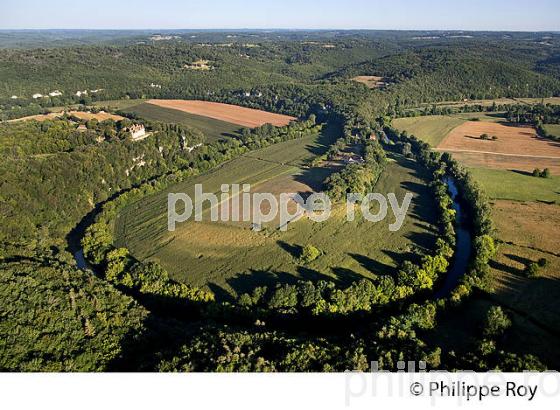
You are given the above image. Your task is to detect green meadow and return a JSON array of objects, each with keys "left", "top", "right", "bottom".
[
  {"left": 392, "top": 115, "right": 466, "bottom": 146},
  {"left": 114, "top": 126, "right": 439, "bottom": 298},
  {"left": 468, "top": 167, "right": 560, "bottom": 203}
]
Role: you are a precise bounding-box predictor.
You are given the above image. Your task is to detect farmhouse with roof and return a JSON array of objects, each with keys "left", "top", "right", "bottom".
[{"left": 128, "top": 124, "right": 147, "bottom": 140}]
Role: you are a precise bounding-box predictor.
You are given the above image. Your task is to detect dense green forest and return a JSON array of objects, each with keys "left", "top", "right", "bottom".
[
  {"left": 1, "top": 31, "right": 559, "bottom": 371},
  {"left": 2, "top": 31, "right": 559, "bottom": 120}
]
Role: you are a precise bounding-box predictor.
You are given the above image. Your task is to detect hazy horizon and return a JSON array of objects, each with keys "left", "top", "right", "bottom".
[
  {"left": 1, "top": 28, "right": 559, "bottom": 33},
  {"left": 1, "top": 0, "right": 559, "bottom": 31}
]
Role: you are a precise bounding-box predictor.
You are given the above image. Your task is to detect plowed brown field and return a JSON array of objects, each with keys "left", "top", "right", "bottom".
[
  {"left": 436, "top": 121, "right": 560, "bottom": 172},
  {"left": 147, "top": 99, "right": 296, "bottom": 128}
]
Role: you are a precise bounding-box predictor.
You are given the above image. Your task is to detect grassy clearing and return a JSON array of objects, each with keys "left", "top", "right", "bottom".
[
  {"left": 446, "top": 111, "right": 506, "bottom": 122},
  {"left": 515, "top": 97, "right": 560, "bottom": 105},
  {"left": 393, "top": 113, "right": 511, "bottom": 147},
  {"left": 392, "top": 115, "right": 466, "bottom": 146},
  {"left": 91, "top": 99, "right": 147, "bottom": 110},
  {"left": 416, "top": 97, "right": 560, "bottom": 109},
  {"left": 490, "top": 200, "right": 560, "bottom": 260},
  {"left": 121, "top": 102, "right": 243, "bottom": 142},
  {"left": 115, "top": 126, "right": 438, "bottom": 299},
  {"left": 351, "top": 75, "right": 385, "bottom": 89},
  {"left": 544, "top": 124, "right": 560, "bottom": 138},
  {"left": 468, "top": 167, "right": 560, "bottom": 203},
  {"left": 486, "top": 200, "right": 560, "bottom": 366},
  {"left": 428, "top": 200, "right": 560, "bottom": 368}
]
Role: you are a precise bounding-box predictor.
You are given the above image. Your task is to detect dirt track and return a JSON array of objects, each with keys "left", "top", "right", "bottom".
[{"left": 147, "top": 99, "right": 296, "bottom": 128}]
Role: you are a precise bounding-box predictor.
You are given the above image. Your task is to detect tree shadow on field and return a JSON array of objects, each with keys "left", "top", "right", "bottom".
[
  {"left": 504, "top": 253, "right": 534, "bottom": 268},
  {"left": 221, "top": 264, "right": 340, "bottom": 297},
  {"left": 293, "top": 165, "right": 340, "bottom": 194},
  {"left": 348, "top": 253, "right": 396, "bottom": 278},
  {"left": 330, "top": 266, "right": 365, "bottom": 286},
  {"left": 400, "top": 180, "right": 437, "bottom": 225},
  {"left": 207, "top": 282, "right": 236, "bottom": 303},
  {"left": 304, "top": 123, "right": 341, "bottom": 157},
  {"left": 277, "top": 240, "right": 302, "bottom": 259},
  {"left": 537, "top": 200, "right": 556, "bottom": 205},
  {"left": 511, "top": 169, "right": 533, "bottom": 177},
  {"left": 391, "top": 154, "right": 439, "bottom": 228},
  {"left": 488, "top": 260, "right": 526, "bottom": 277},
  {"left": 389, "top": 152, "right": 425, "bottom": 179},
  {"left": 297, "top": 266, "right": 339, "bottom": 284},
  {"left": 226, "top": 269, "right": 299, "bottom": 296},
  {"left": 220, "top": 128, "right": 243, "bottom": 140},
  {"left": 383, "top": 248, "right": 422, "bottom": 269},
  {"left": 412, "top": 221, "right": 439, "bottom": 235},
  {"left": 402, "top": 230, "right": 439, "bottom": 255}
]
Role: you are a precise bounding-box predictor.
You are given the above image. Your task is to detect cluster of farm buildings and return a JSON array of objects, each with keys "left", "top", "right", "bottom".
[{"left": 10, "top": 89, "right": 104, "bottom": 100}]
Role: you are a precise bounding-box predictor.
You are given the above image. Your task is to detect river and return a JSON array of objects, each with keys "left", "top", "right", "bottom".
[
  {"left": 435, "top": 177, "right": 473, "bottom": 298},
  {"left": 73, "top": 248, "right": 89, "bottom": 270},
  {"left": 71, "top": 177, "right": 473, "bottom": 295}
]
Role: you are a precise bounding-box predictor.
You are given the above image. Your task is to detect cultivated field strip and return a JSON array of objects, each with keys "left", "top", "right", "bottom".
[
  {"left": 147, "top": 99, "right": 296, "bottom": 128},
  {"left": 392, "top": 115, "right": 466, "bottom": 146},
  {"left": 122, "top": 102, "right": 243, "bottom": 142},
  {"left": 115, "top": 131, "right": 332, "bottom": 253}
]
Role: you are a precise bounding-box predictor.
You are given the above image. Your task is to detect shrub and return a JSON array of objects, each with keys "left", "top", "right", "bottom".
[
  {"left": 532, "top": 168, "right": 552, "bottom": 178},
  {"left": 238, "top": 293, "right": 254, "bottom": 307},
  {"left": 525, "top": 263, "right": 540, "bottom": 278},
  {"left": 300, "top": 244, "right": 321, "bottom": 264},
  {"left": 268, "top": 285, "right": 298, "bottom": 309},
  {"left": 483, "top": 306, "right": 511, "bottom": 338},
  {"left": 478, "top": 339, "right": 496, "bottom": 356},
  {"left": 537, "top": 258, "right": 549, "bottom": 268}
]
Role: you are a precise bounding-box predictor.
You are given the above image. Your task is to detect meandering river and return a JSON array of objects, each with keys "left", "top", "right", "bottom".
[
  {"left": 71, "top": 176, "right": 474, "bottom": 297},
  {"left": 435, "top": 177, "right": 473, "bottom": 298},
  {"left": 73, "top": 248, "right": 88, "bottom": 270}
]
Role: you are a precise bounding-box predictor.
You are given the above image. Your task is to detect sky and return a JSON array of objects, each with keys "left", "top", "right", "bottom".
[{"left": 1, "top": 0, "right": 559, "bottom": 31}]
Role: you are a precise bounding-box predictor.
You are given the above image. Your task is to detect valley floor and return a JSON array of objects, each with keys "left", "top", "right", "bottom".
[{"left": 115, "top": 125, "right": 439, "bottom": 298}]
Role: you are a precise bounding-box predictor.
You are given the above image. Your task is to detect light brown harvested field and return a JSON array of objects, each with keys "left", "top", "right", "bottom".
[
  {"left": 515, "top": 97, "right": 560, "bottom": 105},
  {"left": 351, "top": 75, "right": 386, "bottom": 89},
  {"left": 449, "top": 151, "right": 560, "bottom": 174},
  {"left": 7, "top": 110, "right": 125, "bottom": 123},
  {"left": 492, "top": 200, "right": 560, "bottom": 253},
  {"left": 488, "top": 200, "right": 560, "bottom": 332},
  {"left": 66, "top": 111, "right": 125, "bottom": 121},
  {"left": 217, "top": 165, "right": 341, "bottom": 227},
  {"left": 7, "top": 112, "right": 60, "bottom": 122},
  {"left": 147, "top": 99, "right": 296, "bottom": 128},
  {"left": 436, "top": 121, "right": 560, "bottom": 171}
]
